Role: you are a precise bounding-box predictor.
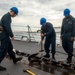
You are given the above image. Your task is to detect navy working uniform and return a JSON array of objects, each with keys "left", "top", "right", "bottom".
[
  {"left": 0, "top": 7, "right": 22, "bottom": 71},
  {"left": 61, "top": 15, "right": 75, "bottom": 63},
  {"left": 0, "top": 12, "right": 15, "bottom": 63},
  {"left": 41, "top": 22, "right": 56, "bottom": 59},
  {"left": 0, "top": 12, "right": 22, "bottom": 65}
]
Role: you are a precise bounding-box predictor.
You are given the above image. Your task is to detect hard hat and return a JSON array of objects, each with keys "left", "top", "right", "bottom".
[
  {"left": 10, "top": 7, "right": 19, "bottom": 15},
  {"left": 64, "top": 8, "right": 70, "bottom": 16},
  {"left": 40, "top": 18, "right": 46, "bottom": 25}
]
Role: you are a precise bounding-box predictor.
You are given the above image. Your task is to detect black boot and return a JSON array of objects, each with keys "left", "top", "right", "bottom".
[
  {"left": 67, "top": 56, "right": 72, "bottom": 64},
  {"left": 43, "top": 54, "right": 50, "bottom": 58},
  {"left": 52, "top": 54, "right": 56, "bottom": 61},
  {"left": 0, "top": 66, "right": 6, "bottom": 71},
  {"left": 13, "top": 57, "right": 22, "bottom": 64},
  {"left": 67, "top": 56, "right": 69, "bottom": 60}
]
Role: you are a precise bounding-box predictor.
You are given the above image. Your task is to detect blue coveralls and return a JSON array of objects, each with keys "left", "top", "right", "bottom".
[
  {"left": 61, "top": 15, "right": 75, "bottom": 57},
  {"left": 41, "top": 22, "right": 56, "bottom": 56},
  {"left": 0, "top": 12, "right": 16, "bottom": 63}
]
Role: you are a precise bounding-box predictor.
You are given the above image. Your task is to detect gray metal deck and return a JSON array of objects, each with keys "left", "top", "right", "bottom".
[{"left": 0, "top": 40, "right": 75, "bottom": 75}]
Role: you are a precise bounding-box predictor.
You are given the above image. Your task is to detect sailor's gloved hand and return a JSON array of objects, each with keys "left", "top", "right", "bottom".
[
  {"left": 60, "top": 35, "right": 62, "bottom": 40},
  {"left": 70, "top": 37, "right": 74, "bottom": 42},
  {"left": 41, "top": 33, "right": 44, "bottom": 37},
  {"left": 11, "top": 36, "right": 14, "bottom": 41}
]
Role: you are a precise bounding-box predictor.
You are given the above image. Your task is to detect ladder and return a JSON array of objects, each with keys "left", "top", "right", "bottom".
[{"left": 27, "top": 25, "right": 36, "bottom": 42}]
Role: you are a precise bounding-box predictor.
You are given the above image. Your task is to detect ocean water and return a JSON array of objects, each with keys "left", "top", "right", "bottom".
[{"left": 13, "top": 25, "right": 61, "bottom": 45}]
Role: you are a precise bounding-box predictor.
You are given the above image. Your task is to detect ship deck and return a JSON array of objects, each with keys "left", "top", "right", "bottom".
[{"left": 0, "top": 40, "right": 75, "bottom": 75}]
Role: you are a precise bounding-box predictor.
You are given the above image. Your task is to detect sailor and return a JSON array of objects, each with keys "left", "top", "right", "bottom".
[
  {"left": 60, "top": 8, "right": 75, "bottom": 63},
  {"left": 40, "top": 18, "right": 56, "bottom": 60},
  {"left": 0, "top": 7, "right": 22, "bottom": 71}
]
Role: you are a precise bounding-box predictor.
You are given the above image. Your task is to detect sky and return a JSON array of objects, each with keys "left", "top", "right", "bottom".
[{"left": 0, "top": 0, "right": 75, "bottom": 31}]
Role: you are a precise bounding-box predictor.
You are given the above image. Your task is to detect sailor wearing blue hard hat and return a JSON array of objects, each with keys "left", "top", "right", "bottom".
[
  {"left": 61, "top": 8, "right": 75, "bottom": 63},
  {"left": 0, "top": 7, "right": 22, "bottom": 71},
  {"left": 40, "top": 17, "right": 56, "bottom": 60}
]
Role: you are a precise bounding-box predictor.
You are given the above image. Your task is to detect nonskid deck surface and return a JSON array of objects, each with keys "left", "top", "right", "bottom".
[
  {"left": 1, "top": 58, "right": 51, "bottom": 75},
  {"left": 0, "top": 40, "right": 75, "bottom": 75}
]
